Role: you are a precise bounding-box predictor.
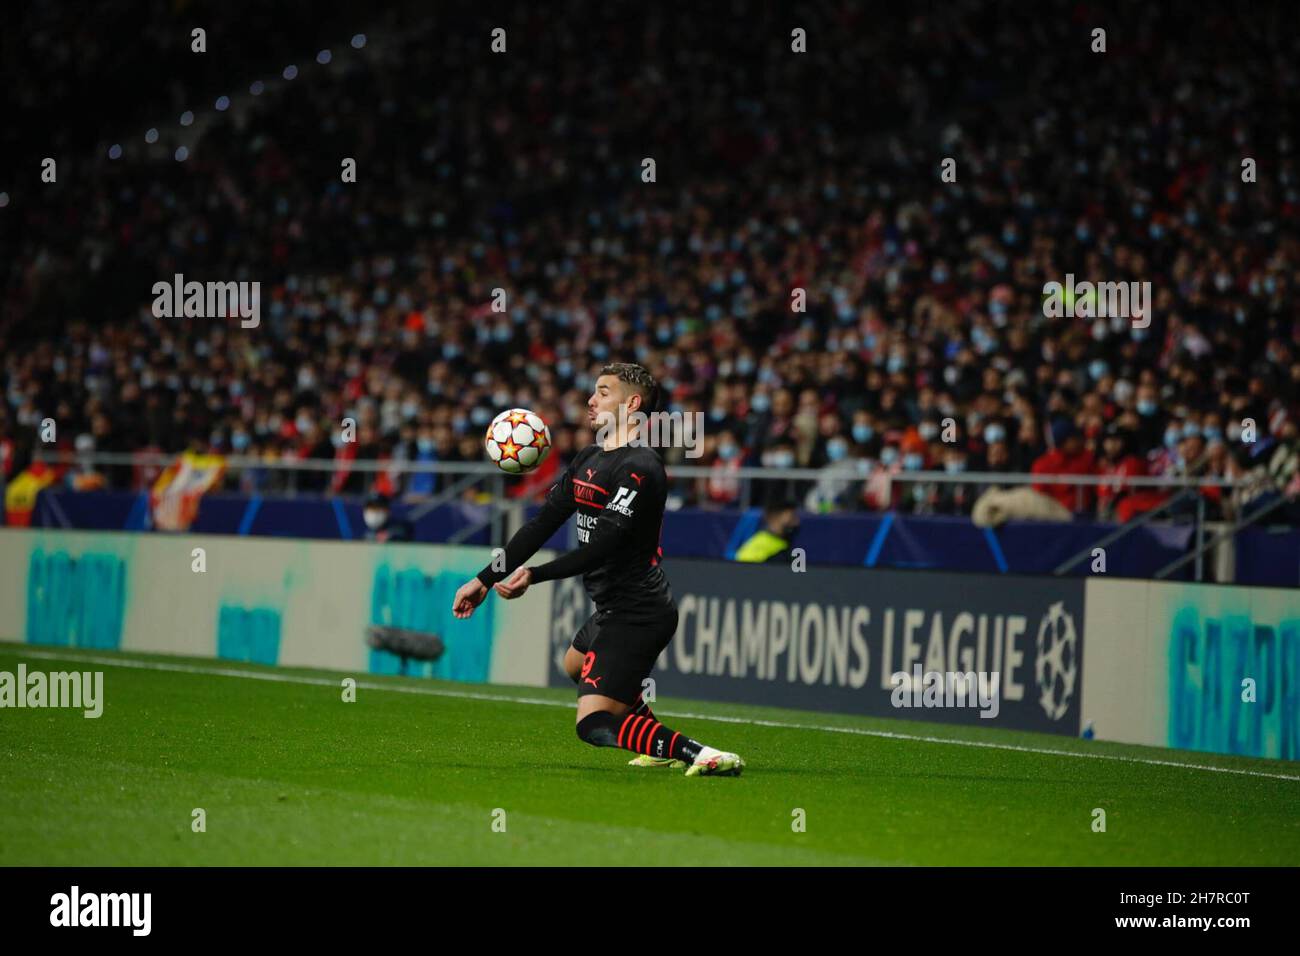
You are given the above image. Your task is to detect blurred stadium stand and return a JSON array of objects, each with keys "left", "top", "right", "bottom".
[{"left": 3, "top": 1, "right": 1299, "bottom": 584}]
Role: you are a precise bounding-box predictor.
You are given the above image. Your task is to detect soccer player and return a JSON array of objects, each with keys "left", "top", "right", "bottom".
[{"left": 451, "top": 363, "right": 745, "bottom": 777}]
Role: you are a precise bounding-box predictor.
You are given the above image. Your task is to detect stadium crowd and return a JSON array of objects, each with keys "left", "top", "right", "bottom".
[{"left": 3, "top": 1, "right": 1299, "bottom": 524}]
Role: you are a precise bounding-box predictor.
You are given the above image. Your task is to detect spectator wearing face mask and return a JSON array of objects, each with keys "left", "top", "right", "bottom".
[
  {"left": 898, "top": 433, "right": 934, "bottom": 514},
  {"left": 1169, "top": 425, "right": 1209, "bottom": 479},
  {"left": 915, "top": 416, "right": 942, "bottom": 448},
  {"left": 704, "top": 385, "right": 740, "bottom": 438},
  {"left": 1149, "top": 419, "right": 1185, "bottom": 476},
  {"left": 804, "top": 433, "right": 866, "bottom": 513},
  {"left": 1200, "top": 413, "right": 1226, "bottom": 447},
  {"left": 1131, "top": 382, "right": 1164, "bottom": 446},
  {"left": 1164, "top": 430, "right": 1224, "bottom": 520},
  {"left": 863, "top": 442, "right": 901, "bottom": 511},
  {"left": 7, "top": 1, "right": 1299, "bottom": 530},
  {"left": 406, "top": 427, "right": 440, "bottom": 497},
  {"left": 978, "top": 420, "right": 1010, "bottom": 469},
  {"left": 755, "top": 437, "right": 802, "bottom": 509},
  {"left": 742, "top": 390, "right": 774, "bottom": 450},
  {"left": 702, "top": 430, "right": 745, "bottom": 508},
  {"left": 236, "top": 436, "right": 272, "bottom": 495},
  {"left": 362, "top": 492, "right": 414, "bottom": 543},
  {"left": 934, "top": 446, "right": 974, "bottom": 516},
  {"left": 849, "top": 412, "right": 877, "bottom": 452}
]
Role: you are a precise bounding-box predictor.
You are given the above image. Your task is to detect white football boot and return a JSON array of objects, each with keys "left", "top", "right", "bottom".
[{"left": 684, "top": 745, "right": 745, "bottom": 777}]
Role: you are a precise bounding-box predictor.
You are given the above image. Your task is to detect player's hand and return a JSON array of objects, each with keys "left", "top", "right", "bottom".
[
  {"left": 493, "top": 566, "right": 532, "bottom": 600},
  {"left": 452, "top": 578, "right": 489, "bottom": 619}
]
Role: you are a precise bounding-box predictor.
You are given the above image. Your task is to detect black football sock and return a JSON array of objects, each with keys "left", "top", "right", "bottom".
[
  {"left": 630, "top": 690, "right": 657, "bottom": 722},
  {"left": 575, "top": 712, "right": 704, "bottom": 762}
]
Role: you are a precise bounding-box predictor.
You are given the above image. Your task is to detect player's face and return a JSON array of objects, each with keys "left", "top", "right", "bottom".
[{"left": 587, "top": 375, "right": 637, "bottom": 431}]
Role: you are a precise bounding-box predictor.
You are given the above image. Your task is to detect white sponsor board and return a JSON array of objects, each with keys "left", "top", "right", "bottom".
[
  {"left": 1082, "top": 578, "right": 1300, "bottom": 760},
  {"left": 0, "top": 528, "right": 550, "bottom": 688}
]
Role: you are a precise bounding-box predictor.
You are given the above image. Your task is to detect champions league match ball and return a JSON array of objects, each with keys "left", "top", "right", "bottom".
[{"left": 485, "top": 408, "right": 552, "bottom": 475}]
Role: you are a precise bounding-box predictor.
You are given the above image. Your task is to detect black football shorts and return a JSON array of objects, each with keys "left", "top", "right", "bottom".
[{"left": 570, "top": 606, "right": 679, "bottom": 705}]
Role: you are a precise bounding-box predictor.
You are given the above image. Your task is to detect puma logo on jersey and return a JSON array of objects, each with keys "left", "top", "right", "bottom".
[
  {"left": 585, "top": 468, "right": 596, "bottom": 481},
  {"left": 608, "top": 486, "right": 638, "bottom": 516},
  {"left": 629, "top": 472, "right": 643, "bottom": 486}
]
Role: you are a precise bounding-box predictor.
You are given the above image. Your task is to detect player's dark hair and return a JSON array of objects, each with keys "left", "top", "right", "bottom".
[{"left": 600, "top": 363, "right": 661, "bottom": 414}]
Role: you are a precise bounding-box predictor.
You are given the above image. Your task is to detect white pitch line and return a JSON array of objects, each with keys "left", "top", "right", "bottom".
[{"left": 11, "top": 646, "right": 1300, "bottom": 783}]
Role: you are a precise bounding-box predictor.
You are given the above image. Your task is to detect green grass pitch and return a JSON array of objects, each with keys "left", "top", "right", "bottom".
[{"left": 1, "top": 643, "right": 1297, "bottom": 866}]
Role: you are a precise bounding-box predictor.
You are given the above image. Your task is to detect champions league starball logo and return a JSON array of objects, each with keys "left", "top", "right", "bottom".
[{"left": 1035, "top": 601, "right": 1079, "bottom": 721}]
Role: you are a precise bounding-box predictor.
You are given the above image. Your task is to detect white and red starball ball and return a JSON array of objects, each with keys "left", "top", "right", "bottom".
[{"left": 484, "top": 408, "right": 552, "bottom": 474}]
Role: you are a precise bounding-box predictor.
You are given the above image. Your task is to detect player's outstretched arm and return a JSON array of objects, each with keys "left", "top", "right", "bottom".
[
  {"left": 471, "top": 465, "right": 577, "bottom": 595},
  {"left": 513, "top": 457, "right": 655, "bottom": 588},
  {"left": 519, "top": 522, "right": 624, "bottom": 586},
  {"left": 494, "top": 519, "right": 624, "bottom": 599},
  {"left": 493, "top": 566, "right": 533, "bottom": 599},
  {"left": 452, "top": 578, "right": 488, "bottom": 618}
]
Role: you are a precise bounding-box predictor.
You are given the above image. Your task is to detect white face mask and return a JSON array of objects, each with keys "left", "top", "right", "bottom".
[{"left": 363, "top": 509, "right": 387, "bottom": 530}]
